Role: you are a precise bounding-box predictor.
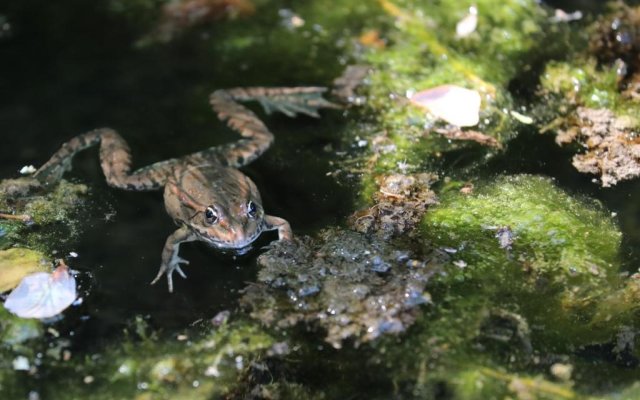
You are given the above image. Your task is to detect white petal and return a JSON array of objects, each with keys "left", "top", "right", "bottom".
[
  {"left": 410, "top": 85, "right": 481, "bottom": 127},
  {"left": 456, "top": 7, "right": 478, "bottom": 38},
  {"left": 4, "top": 265, "right": 76, "bottom": 319}
]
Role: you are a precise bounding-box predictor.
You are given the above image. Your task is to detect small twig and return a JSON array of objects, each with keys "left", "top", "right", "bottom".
[{"left": 0, "top": 212, "right": 33, "bottom": 224}]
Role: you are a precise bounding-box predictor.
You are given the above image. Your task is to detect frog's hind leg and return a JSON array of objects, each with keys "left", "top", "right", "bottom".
[
  {"left": 184, "top": 87, "right": 339, "bottom": 168},
  {"left": 34, "top": 128, "right": 177, "bottom": 191}
]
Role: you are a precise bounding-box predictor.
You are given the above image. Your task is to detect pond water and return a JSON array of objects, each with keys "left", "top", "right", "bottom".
[{"left": 2, "top": 0, "right": 640, "bottom": 399}]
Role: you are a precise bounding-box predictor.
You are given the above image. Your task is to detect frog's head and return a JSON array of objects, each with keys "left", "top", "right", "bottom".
[{"left": 165, "top": 166, "right": 266, "bottom": 250}]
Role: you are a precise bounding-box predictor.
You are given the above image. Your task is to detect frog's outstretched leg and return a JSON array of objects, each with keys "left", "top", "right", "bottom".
[
  {"left": 184, "top": 87, "right": 339, "bottom": 168},
  {"left": 34, "top": 128, "right": 178, "bottom": 191},
  {"left": 151, "top": 225, "right": 197, "bottom": 293}
]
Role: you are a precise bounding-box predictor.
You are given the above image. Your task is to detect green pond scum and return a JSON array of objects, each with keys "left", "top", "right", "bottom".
[{"left": 2, "top": 0, "right": 640, "bottom": 399}]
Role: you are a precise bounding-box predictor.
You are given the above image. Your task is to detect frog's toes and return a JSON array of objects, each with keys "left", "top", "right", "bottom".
[{"left": 150, "top": 257, "right": 190, "bottom": 293}]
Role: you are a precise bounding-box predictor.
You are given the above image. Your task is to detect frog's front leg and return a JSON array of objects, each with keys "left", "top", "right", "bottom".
[
  {"left": 151, "top": 225, "right": 197, "bottom": 292},
  {"left": 263, "top": 215, "right": 292, "bottom": 241}
]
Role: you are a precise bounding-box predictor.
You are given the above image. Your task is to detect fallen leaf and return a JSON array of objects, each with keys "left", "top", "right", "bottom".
[
  {"left": 4, "top": 263, "right": 76, "bottom": 319},
  {"left": 410, "top": 85, "right": 481, "bottom": 127}
]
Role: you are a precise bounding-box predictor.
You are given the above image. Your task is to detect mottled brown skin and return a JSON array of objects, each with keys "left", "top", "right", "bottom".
[{"left": 34, "top": 87, "right": 335, "bottom": 292}]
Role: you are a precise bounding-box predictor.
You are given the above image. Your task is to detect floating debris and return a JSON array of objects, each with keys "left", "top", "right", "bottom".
[
  {"left": 349, "top": 173, "right": 438, "bottom": 239},
  {"left": 19, "top": 165, "right": 37, "bottom": 175},
  {"left": 455, "top": 5, "right": 478, "bottom": 38},
  {"left": 433, "top": 127, "right": 502, "bottom": 149},
  {"left": 331, "top": 65, "right": 370, "bottom": 105},
  {"left": 358, "top": 29, "right": 386, "bottom": 49},
  {"left": 550, "top": 363, "right": 573, "bottom": 382},
  {"left": 410, "top": 85, "right": 481, "bottom": 127},
  {"left": 241, "top": 229, "right": 447, "bottom": 348},
  {"left": 550, "top": 9, "right": 582, "bottom": 23},
  {"left": 211, "top": 310, "right": 231, "bottom": 327},
  {"left": 495, "top": 226, "right": 515, "bottom": 251},
  {"left": 12, "top": 356, "right": 30, "bottom": 371},
  {"left": 509, "top": 110, "right": 534, "bottom": 125},
  {"left": 556, "top": 107, "right": 640, "bottom": 187},
  {"left": 4, "top": 261, "right": 77, "bottom": 319},
  {"left": 0, "top": 212, "right": 33, "bottom": 224},
  {"left": 278, "top": 8, "right": 305, "bottom": 30}
]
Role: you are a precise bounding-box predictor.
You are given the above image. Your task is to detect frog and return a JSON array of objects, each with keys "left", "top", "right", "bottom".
[{"left": 32, "top": 86, "right": 337, "bottom": 292}]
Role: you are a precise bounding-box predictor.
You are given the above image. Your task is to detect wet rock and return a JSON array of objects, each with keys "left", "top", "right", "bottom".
[
  {"left": 0, "top": 178, "right": 42, "bottom": 199},
  {"left": 555, "top": 107, "right": 640, "bottom": 187},
  {"left": 589, "top": 4, "right": 640, "bottom": 84},
  {"left": 240, "top": 228, "right": 446, "bottom": 348},
  {"left": 349, "top": 173, "right": 438, "bottom": 239}
]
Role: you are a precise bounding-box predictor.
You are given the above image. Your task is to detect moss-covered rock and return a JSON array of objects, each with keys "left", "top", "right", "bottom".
[
  {"left": 422, "top": 175, "right": 627, "bottom": 347},
  {"left": 352, "top": 0, "right": 561, "bottom": 177},
  {"left": 537, "top": 5, "right": 640, "bottom": 187},
  {"left": 39, "top": 319, "right": 277, "bottom": 400},
  {"left": 0, "top": 178, "right": 89, "bottom": 252},
  {"left": 0, "top": 306, "right": 45, "bottom": 399}
]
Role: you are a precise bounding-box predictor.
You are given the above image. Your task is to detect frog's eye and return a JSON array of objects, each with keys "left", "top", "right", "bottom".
[
  {"left": 204, "top": 206, "right": 218, "bottom": 224},
  {"left": 247, "top": 201, "right": 258, "bottom": 218}
]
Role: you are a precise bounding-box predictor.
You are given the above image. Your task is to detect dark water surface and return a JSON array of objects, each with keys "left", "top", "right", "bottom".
[
  {"left": 0, "top": 0, "right": 353, "bottom": 341},
  {"left": 3, "top": 0, "right": 640, "bottom": 397}
]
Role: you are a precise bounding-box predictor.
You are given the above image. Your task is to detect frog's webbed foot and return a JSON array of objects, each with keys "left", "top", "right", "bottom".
[
  {"left": 151, "top": 255, "right": 190, "bottom": 293},
  {"left": 151, "top": 226, "right": 196, "bottom": 293},
  {"left": 255, "top": 87, "right": 341, "bottom": 118},
  {"left": 263, "top": 215, "right": 293, "bottom": 242}
]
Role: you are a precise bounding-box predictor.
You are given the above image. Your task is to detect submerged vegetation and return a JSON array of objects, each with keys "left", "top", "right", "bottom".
[{"left": 2, "top": 0, "right": 640, "bottom": 398}]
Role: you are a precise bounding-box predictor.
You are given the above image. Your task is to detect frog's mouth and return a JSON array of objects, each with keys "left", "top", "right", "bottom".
[
  {"left": 210, "top": 243, "right": 254, "bottom": 256},
  {"left": 198, "top": 230, "right": 262, "bottom": 255}
]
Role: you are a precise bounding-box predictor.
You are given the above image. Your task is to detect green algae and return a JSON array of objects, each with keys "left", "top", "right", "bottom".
[
  {"left": 0, "top": 248, "right": 49, "bottom": 292},
  {"left": 0, "top": 306, "right": 43, "bottom": 350},
  {"left": 535, "top": 6, "right": 640, "bottom": 187},
  {"left": 540, "top": 59, "right": 626, "bottom": 114},
  {"left": 0, "top": 178, "right": 89, "bottom": 253},
  {"left": 353, "top": 0, "right": 560, "bottom": 177},
  {"left": 36, "top": 319, "right": 276, "bottom": 400},
  {"left": 424, "top": 175, "right": 620, "bottom": 286},
  {"left": 422, "top": 175, "right": 626, "bottom": 347},
  {"left": 0, "top": 306, "right": 44, "bottom": 399}
]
